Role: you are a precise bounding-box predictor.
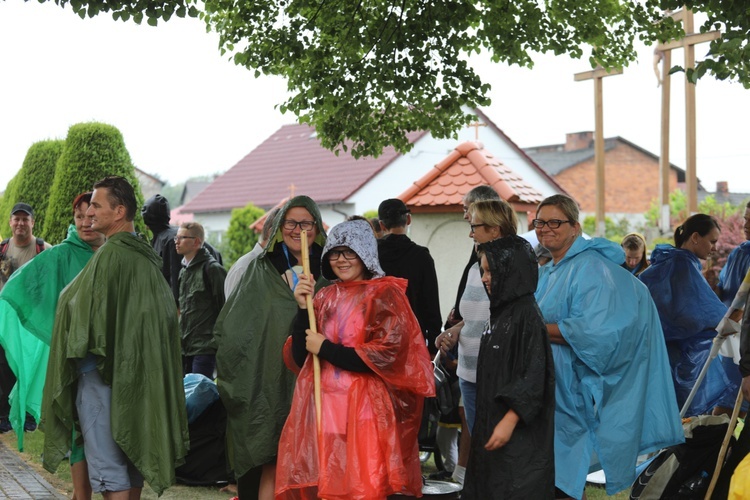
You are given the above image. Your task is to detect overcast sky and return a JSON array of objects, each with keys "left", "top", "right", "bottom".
[{"left": 1, "top": 1, "right": 749, "bottom": 197}]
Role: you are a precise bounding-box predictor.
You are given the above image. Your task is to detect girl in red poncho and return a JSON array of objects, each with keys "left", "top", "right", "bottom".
[{"left": 275, "top": 219, "right": 435, "bottom": 500}]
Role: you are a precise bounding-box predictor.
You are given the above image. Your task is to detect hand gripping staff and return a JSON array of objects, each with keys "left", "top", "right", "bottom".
[{"left": 300, "top": 230, "right": 323, "bottom": 440}]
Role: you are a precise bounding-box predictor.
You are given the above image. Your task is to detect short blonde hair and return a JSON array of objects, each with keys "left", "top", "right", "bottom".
[
  {"left": 470, "top": 200, "right": 518, "bottom": 236},
  {"left": 180, "top": 222, "right": 205, "bottom": 242}
]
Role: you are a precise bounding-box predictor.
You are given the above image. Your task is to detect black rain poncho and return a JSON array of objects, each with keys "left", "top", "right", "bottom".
[{"left": 463, "top": 235, "right": 555, "bottom": 499}]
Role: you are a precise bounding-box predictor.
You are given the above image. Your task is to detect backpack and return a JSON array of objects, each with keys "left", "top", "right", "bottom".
[
  {"left": 0, "top": 237, "right": 46, "bottom": 257},
  {"left": 630, "top": 414, "right": 734, "bottom": 499}
]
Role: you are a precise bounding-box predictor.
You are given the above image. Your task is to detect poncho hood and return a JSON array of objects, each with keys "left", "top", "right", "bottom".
[
  {"left": 141, "top": 194, "right": 171, "bottom": 232},
  {"left": 264, "top": 195, "right": 326, "bottom": 255},
  {"left": 479, "top": 235, "right": 538, "bottom": 310},
  {"left": 649, "top": 243, "right": 701, "bottom": 267},
  {"left": 557, "top": 236, "right": 625, "bottom": 267},
  {"left": 321, "top": 219, "right": 384, "bottom": 280}
]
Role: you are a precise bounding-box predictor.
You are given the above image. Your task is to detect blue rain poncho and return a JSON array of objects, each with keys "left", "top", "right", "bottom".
[
  {"left": 715, "top": 240, "right": 750, "bottom": 409},
  {"left": 639, "top": 244, "right": 730, "bottom": 416},
  {"left": 535, "top": 237, "right": 683, "bottom": 498},
  {"left": 718, "top": 241, "right": 750, "bottom": 308}
]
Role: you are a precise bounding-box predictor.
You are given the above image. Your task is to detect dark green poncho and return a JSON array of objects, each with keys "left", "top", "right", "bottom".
[
  {"left": 215, "top": 195, "right": 326, "bottom": 478},
  {"left": 41, "top": 231, "right": 189, "bottom": 496}
]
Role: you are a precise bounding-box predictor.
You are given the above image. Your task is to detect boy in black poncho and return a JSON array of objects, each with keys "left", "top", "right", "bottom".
[{"left": 463, "top": 204, "right": 555, "bottom": 499}]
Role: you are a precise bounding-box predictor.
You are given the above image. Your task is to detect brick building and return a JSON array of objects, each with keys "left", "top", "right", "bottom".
[{"left": 524, "top": 131, "right": 688, "bottom": 219}]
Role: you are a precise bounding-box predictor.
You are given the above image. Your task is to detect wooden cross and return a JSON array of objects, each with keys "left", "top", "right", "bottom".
[
  {"left": 574, "top": 65, "right": 623, "bottom": 237},
  {"left": 467, "top": 121, "right": 487, "bottom": 140},
  {"left": 657, "top": 8, "right": 720, "bottom": 217},
  {"left": 288, "top": 183, "right": 296, "bottom": 198}
]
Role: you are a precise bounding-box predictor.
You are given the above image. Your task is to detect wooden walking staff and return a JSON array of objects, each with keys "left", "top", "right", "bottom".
[
  {"left": 704, "top": 386, "right": 744, "bottom": 499},
  {"left": 300, "top": 230, "right": 323, "bottom": 437}
]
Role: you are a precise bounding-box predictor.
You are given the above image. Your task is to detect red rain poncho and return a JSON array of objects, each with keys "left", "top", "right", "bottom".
[{"left": 276, "top": 276, "right": 435, "bottom": 500}]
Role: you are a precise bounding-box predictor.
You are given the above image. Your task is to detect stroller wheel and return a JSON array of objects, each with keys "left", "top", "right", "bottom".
[{"left": 419, "top": 451, "right": 431, "bottom": 464}]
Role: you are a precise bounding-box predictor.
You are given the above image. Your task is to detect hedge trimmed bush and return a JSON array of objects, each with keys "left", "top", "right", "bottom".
[
  {"left": 0, "top": 176, "right": 21, "bottom": 236},
  {"left": 0, "top": 140, "right": 64, "bottom": 235},
  {"left": 224, "top": 202, "right": 265, "bottom": 268},
  {"left": 43, "top": 122, "right": 146, "bottom": 243}
]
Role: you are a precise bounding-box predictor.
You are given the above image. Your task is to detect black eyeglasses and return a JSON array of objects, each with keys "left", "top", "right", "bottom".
[
  {"left": 282, "top": 219, "right": 316, "bottom": 231},
  {"left": 174, "top": 235, "right": 197, "bottom": 242},
  {"left": 469, "top": 223, "right": 488, "bottom": 232},
  {"left": 532, "top": 219, "right": 571, "bottom": 229},
  {"left": 327, "top": 249, "right": 358, "bottom": 261}
]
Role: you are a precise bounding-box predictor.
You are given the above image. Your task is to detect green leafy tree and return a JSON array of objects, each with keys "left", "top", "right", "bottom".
[
  {"left": 582, "top": 215, "right": 630, "bottom": 242},
  {"left": 35, "top": 0, "right": 750, "bottom": 158},
  {"left": 0, "top": 140, "right": 65, "bottom": 235},
  {"left": 42, "top": 122, "right": 146, "bottom": 244},
  {"left": 645, "top": 190, "right": 742, "bottom": 231},
  {"left": 224, "top": 202, "right": 265, "bottom": 268}
]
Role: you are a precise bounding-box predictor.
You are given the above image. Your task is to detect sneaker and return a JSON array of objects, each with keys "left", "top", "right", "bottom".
[{"left": 0, "top": 417, "right": 11, "bottom": 433}]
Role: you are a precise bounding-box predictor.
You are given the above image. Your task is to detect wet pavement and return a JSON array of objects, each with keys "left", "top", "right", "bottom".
[{"left": 0, "top": 440, "right": 66, "bottom": 499}]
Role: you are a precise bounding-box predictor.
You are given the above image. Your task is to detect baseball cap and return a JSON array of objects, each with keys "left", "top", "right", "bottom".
[
  {"left": 11, "top": 203, "right": 33, "bottom": 217},
  {"left": 377, "top": 199, "right": 410, "bottom": 219}
]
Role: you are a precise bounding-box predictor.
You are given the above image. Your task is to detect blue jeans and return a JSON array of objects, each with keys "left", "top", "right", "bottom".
[{"left": 459, "top": 377, "right": 477, "bottom": 435}]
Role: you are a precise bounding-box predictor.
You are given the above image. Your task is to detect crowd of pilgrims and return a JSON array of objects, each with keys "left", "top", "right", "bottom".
[{"left": 2, "top": 182, "right": 750, "bottom": 500}]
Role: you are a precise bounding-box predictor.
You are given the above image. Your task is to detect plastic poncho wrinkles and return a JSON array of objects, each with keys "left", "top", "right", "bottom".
[
  {"left": 179, "top": 247, "right": 227, "bottom": 355},
  {"left": 718, "top": 241, "right": 750, "bottom": 307},
  {"left": 214, "top": 195, "right": 327, "bottom": 479},
  {"left": 535, "top": 237, "right": 683, "bottom": 498},
  {"left": 0, "top": 225, "right": 93, "bottom": 450},
  {"left": 639, "top": 244, "right": 730, "bottom": 415},
  {"left": 275, "top": 276, "right": 434, "bottom": 500},
  {"left": 463, "top": 236, "right": 555, "bottom": 499},
  {"left": 41, "top": 231, "right": 189, "bottom": 496}
]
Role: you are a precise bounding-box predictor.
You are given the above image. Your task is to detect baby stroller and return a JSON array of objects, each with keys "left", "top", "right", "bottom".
[{"left": 418, "top": 352, "right": 460, "bottom": 472}]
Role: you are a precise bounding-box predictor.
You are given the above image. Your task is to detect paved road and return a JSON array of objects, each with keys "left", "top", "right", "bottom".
[{"left": 0, "top": 440, "right": 66, "bottom": 499}]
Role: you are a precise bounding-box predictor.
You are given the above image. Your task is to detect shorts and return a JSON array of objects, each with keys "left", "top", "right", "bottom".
[{"left": 76, "top": 369, "right": 144, "bottom": 493}]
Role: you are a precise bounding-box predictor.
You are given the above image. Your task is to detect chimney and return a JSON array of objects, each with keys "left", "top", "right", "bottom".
[
  {"left": 716, "top": 181, "right": 729, "bottom": 194},
  {"left": 565, "top": 132, "right": 594, "bottom": 152}
]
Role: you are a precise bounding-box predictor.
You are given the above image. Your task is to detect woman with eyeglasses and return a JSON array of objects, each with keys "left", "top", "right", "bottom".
[
  {"left": 533, "top": 194, "right": 683, "bottom": 500},
  {"left": 275, "top": 219, "right": 434, "bottom": 500},
  {"left": 214, "top": 196, "right": 327, "bottom": 500}
]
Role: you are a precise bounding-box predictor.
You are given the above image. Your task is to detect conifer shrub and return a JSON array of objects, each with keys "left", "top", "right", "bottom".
[
  {"left": 43, "top": 122, "right": 146, "bottom": 243},
  {"left": 1, "top": 140, "right": 65, "bottom": 234}
]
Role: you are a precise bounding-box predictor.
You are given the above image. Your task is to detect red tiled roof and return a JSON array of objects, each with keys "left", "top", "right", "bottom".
[
  {"left": 182, "top": 124, "right": 427, "bottom": 213},
  {"left": 400, "top": 141, "right": 545, "bottom": 212}
]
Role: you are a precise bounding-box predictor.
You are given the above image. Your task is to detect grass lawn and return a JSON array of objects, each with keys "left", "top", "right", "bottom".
[{"left": 2, "top": 430, "right": 630, "bottom": 499}]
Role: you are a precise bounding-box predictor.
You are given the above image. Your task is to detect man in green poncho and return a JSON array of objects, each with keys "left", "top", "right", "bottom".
[
  {"left": 0, "top": 192, "right": 105, "bottom": 499},
  {"left": 215, "top": 195, "right": 326, "bottom": 500},
  {"left": 42, "top": 176, "right": 189, "bottom": 498}
]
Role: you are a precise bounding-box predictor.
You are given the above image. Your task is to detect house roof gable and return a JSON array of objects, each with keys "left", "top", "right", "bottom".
[
  {"left": 399, "top": 141, "right": 545, "bottom": 212},
  {"left": 182, "top": 123, "right": 426, "bottom": 213}
]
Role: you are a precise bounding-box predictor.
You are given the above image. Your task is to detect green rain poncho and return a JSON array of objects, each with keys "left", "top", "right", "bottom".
[
  {"left": 215, "top": 196, "right": 327, "bottom": 479},
  {"left": 41, "top": 231, "right": 189, "bottom": 496},
  {"left": 0, "top": 225, "right": 94, "bottom": 451}
]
